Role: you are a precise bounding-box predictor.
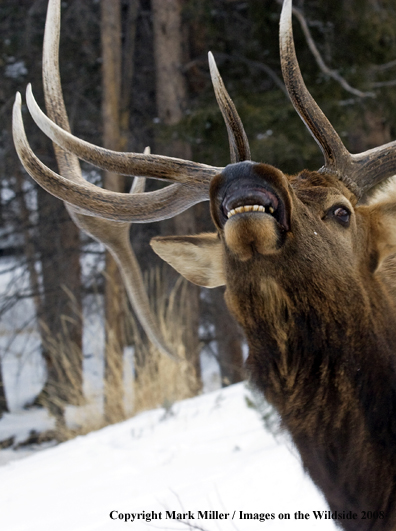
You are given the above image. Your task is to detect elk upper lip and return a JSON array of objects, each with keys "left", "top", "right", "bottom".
[{"left": 221, "top": 186, "right": 288, "bottom": 230}]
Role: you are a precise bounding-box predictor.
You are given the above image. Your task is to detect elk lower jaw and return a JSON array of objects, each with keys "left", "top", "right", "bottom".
[{"left": 224, "top": 212, "right": 282, "bottom": 261}]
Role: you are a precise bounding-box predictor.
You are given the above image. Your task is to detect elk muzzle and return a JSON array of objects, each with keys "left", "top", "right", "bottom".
[{"left": 210, "top": 161, "right": 292, "bottom": 260}]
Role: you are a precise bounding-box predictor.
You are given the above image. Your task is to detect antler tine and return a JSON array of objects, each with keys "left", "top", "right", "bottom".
[
  {"left": 130, "top": 173, "right": 146, "bottom": 194},
  {"left": 12, "top": 0, "right": 218, "bottom": 221},
  {"left": 13, "top": 95, "right": 208, "bottom": 222},
  {"left": 350, "top": 144, "right": 396, "bottom": 196},
  {"left": 279, "top": 0, "right": 353, "bottom": 177},
  {"left": 15, "top": 0, "right": 219, "bottom": 225},
  {"left": 27, "top": 84, "right": 220, "bottom": 187},
  {"left": 61, "top": 149, "right": 178, "bottom": 360},
  {"left": 117, "top": 150, "right": 178, "bottom": 359},
  {"left": 43, "top": 0, "right": 83, "bottom": 185},
  {"left": 208, "top": 52, "right": 251, "bottom": 163}
]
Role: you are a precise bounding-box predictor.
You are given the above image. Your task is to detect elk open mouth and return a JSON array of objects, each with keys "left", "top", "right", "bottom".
[
  {"left": 221, "top": 185, "right": 288, "bottom": 230},
  {"left": 209, "top": 162, "right": 292, "bottom": 235}
]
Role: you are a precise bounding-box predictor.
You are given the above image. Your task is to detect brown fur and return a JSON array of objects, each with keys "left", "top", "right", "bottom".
[
  {"left": 224, "top": 214, "right": 280, "bottom": 260},
  {"left": 152, "top": 162, "right": 396, "bottom": 530}
]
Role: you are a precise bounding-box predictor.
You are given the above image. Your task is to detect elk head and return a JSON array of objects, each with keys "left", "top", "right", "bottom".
[{"left": 12, "top": 0, "right": 396, "bottom": 525}]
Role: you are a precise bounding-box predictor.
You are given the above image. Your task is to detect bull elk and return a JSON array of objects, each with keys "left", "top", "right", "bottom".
[{"left": 11, "top": 0, "right": 396, "bottom": 528}]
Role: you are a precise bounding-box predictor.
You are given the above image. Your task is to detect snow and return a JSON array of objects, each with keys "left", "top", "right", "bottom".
[
  {"left": 2, "top": 345, "right": 45, "bottom": 411},
  {"left": 4, "top": 59, "right": 27, "bottom": 79},
  {"left": 0, "top": 383, "right": 336, "bottom": 531},
  {"left": 0, "top": 407, "right": 54, "bottom": 446},
  {"left": 0, "top": 257, "right": 336, "bottom": 531}
]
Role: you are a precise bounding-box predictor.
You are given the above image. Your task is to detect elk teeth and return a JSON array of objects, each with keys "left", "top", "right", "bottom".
[{"left": 227, "top": 204, "right": 274, "bottom": 219}]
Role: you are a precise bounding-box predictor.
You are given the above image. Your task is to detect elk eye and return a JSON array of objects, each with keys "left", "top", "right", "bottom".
[{"left": 332, "top": 206, "right": 350, "bottom": 226}]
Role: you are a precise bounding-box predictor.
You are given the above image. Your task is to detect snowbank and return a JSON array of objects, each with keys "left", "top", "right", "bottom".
[{"left": 0, "top": 383, "right": 335, "bottom": 531}]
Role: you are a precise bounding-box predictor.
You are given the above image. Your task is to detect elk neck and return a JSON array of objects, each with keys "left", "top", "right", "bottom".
[{"left": 224, "top": 242, "right": 396, "bottom": 527}]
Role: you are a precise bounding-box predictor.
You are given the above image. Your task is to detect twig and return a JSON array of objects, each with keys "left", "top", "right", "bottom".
[
  {"left": 184, "top": 54, "right": 288, "bottom": 98},
  {"left": 209, "top": 51, "right": 289, "bottom": 97},
  {"left": 370, "top": 59, "right": 396, "bottom": 72},
  {"left": 371, "top": 79, "right": 396, "bottom": 89},
  {"left": 233, "top": 53, "right": 289, "bottom": 97}
]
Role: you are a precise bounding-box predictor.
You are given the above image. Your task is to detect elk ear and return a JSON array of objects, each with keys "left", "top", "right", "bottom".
[{"left": 150, "top": 233, "right": 225, "bottom": 288}]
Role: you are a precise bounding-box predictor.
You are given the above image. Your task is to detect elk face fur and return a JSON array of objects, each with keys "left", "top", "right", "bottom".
[{"left": 12, "top": 0, "right": 396, "bottom": 528}]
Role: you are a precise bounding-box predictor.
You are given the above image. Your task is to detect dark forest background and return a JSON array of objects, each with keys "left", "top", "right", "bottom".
[{"left": 1, "top": 0, "right": 396, "bottom": 435}]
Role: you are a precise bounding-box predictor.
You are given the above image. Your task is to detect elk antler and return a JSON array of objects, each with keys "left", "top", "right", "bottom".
[
  {"left": 13, "top": 0, "right": 221, "bottom": 223},
  {"left": 13, "top": 93, "right": 210, "bottom": 223},
  {"left": 12, "top": 0, "right": 251, "bottom": 358},
  {"left": 280, "top": 0, "right": 396, "bottom": 197},
  {"left": 19, "top": 55, "right": 249, "bottom": 195},
  {"left": 14, "top": 3, "right": 249, "bottom": 190},
  {"left": 14, "top": 0, "right": 214, "bottom": 359}
]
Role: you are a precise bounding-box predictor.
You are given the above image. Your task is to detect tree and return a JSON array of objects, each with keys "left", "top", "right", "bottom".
[
  {"left": 101, "top": 0, "right": 127, "bottom": 423},
  {"left": 152, "top": 0, "right": 201, "bottom": 390}
]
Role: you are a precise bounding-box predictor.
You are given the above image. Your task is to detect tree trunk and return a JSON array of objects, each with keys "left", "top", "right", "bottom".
[
  {"left": 152, "top": 0, "right": 202, "bottom": 390},
  {"left": 35, "top": 185, "right": 83, "bottom": 421},
  {"left": 101, "top": 0, "right": 126, "bottom": 423},
  {"left": 120, "top": 0, "right": 139, "bottom": 149}
]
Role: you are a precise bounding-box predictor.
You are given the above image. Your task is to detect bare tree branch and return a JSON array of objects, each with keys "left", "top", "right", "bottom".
[
  {"left": 203, "top": 52, "right": 289, "bottom": 98},
  {"left": 234, "top": 53, "right": 289, "bottom": 97},
  {"left": 371, "top": 59, "right": 396, "bottom": 72},
  {"left": 371, "top": 79, "right": 396, "bottom": 88},
  {"left": 276, "top": 0, "right": 375, "bottom": 99}
]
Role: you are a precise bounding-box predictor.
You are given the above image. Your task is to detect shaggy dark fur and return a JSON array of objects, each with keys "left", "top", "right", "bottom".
[{"left": 211, "top": 162, "right": 396, "bottom": 531}]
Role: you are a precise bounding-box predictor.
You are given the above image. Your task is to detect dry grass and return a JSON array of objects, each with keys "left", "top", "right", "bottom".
[
  {"left": 131, "top": 268, "right": 201, "bottom": 413},
  {"left": 34, "top": 316, "right": 86, "bottom": 440},
  {"left": 35, "top": 266, "right": 201, "bottom": 441}
]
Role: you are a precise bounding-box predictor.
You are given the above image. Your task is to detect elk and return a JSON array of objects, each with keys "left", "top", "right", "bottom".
[{"left": 11, "top": 0, "right": 396, "bottom": 528}]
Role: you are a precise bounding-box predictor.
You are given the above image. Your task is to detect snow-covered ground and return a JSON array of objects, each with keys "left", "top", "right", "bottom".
[
  {"left": 0, "top": 382, "right": 336, "bottom": 531},
  {"left": 0, "top": 257, "right": 337, "bottom": 531}
]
